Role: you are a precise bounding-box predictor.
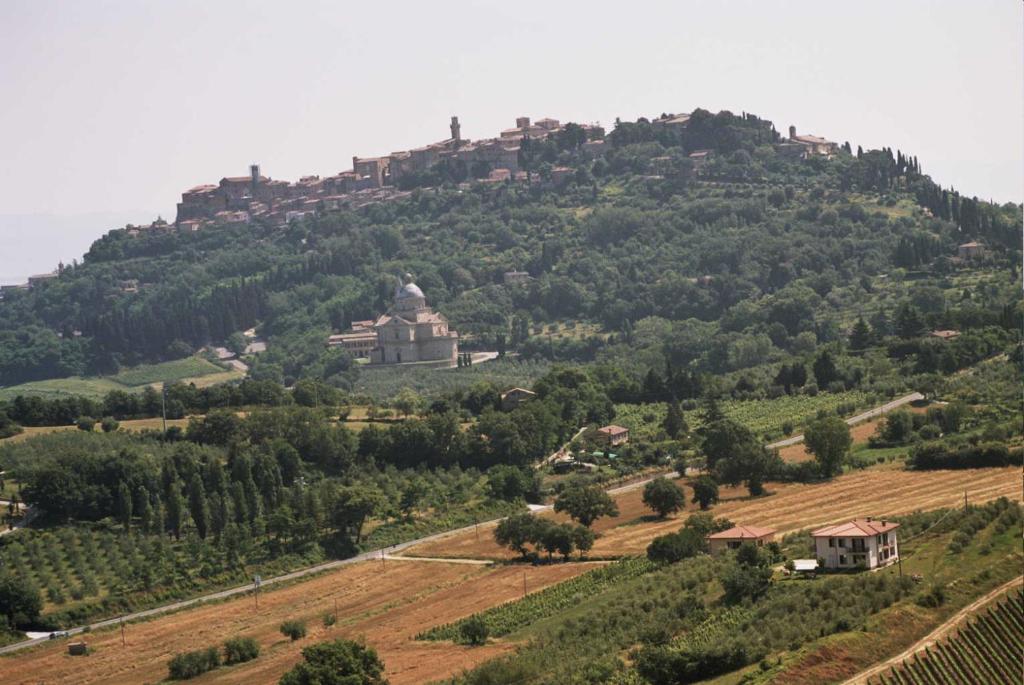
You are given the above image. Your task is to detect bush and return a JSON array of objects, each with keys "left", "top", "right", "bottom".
[
  {"left": 916, "top": 584, "right": 947, "bottom": 608},
  {"left": 323, "top": 612, "right": 337, "bottom": 627},
  {"left": 280, "top": 619, "right": 307, "bottom": 641},
  {"left": 647, "top": 528, "right": 703, "bottom": 564},
  {"left": 279, "top": 639, "right": 387, "bottom": 685},
  {"left": 460, "top": 615, "right": 489, "bottom": 645},
  {"left": 168, "top": 647, "right": 220, "bottom": 679},
  {"left": 100, "top": 416, "right": 120, "bottom": 433},
  {"left": 76, "top": 416, "right": 96, "bottom": 432},
  {"left": 223, "top": 636, "right": 259, "bottom": 665},
  {"left": 908, "top": 441, "right": 1020, "bottom": 470}
]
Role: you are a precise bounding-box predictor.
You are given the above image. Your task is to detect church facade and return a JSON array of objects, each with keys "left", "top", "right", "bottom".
[{"left": 370, "top": 275, "right": 459, "bottom": 365}]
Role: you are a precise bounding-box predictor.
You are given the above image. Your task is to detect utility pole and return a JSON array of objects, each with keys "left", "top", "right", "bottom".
[
  {"left": 120, "top": 617, "right": 126, "bottom": 646},
  {"left": 963, "top": 490, "right": 968, "bottom": 512},
  {"left": 254, "top": 574, "right": 261, "bottom": 609},
  {"left": 897, "top": 555, "right": 903, "bottom": 578},
  {"left": 160, "top": 384, "right": 167, "bottom": 433}
]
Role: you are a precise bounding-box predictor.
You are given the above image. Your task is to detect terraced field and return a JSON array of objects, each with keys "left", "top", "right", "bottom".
[{"left": 871, "top": 590, "right": 1024, "bottom": 685}]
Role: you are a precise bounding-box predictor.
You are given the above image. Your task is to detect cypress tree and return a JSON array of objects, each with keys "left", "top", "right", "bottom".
[
  {"left": 116, "top": 481, "right": 133, "bottom": 530},
  {"left": 188, "top": 473, "right": 210, "bottom": 539}
]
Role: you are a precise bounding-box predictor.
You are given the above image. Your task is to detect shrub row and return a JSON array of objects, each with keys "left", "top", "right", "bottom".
[
  {"left": 168, "top": 637, "right": 259, "bottom": 679},
  {"left": 908, "top": 441, "right": 1022, "bottom": 470}
]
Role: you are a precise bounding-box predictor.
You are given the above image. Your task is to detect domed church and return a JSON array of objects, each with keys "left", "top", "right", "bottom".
[{"left": 370, "top": 274, "right": 459, "bottom": 365}]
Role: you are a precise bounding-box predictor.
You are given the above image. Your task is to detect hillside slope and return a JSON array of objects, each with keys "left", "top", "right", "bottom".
[{"left": 0, "top": 109, "right": 1020, "bottom": 392}]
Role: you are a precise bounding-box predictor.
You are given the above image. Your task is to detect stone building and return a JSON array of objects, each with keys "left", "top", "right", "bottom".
[{"left": 370, "top": 275, "right": 458, "bottom": 365}]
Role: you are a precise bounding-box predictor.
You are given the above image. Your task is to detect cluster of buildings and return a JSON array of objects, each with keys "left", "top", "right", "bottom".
[
  {"left": 709, "top": 516, "right": 900, "bottom": 572},
  {"left": 162, "top": 115, "right": 604, "bottom": 233},
  {"left": 328, "top": 275, "right": 459, "bottom": 366},
  {"left": 0, "top": 269, "right": 60, "bottom": 295},
  {"left": 777, "top": 125, "right": 839, "bottom": 159},
  {"left": 103, "top": 111, "right": 842, "bottom": 241}
]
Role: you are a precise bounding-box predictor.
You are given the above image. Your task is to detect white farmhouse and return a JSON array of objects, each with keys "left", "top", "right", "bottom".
[{"left": 811, "top": 518, "right": 900, "bottom": 570}]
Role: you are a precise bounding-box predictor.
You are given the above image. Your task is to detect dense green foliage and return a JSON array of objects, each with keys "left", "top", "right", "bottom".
[
  {"left": 168, "top": 646, "right": 221, "bottom": 680},
  {"left": 279, "top": 639, "right": 388, "bottom": 685},
  {"left": 909, "top": 439, "right": 1022, "bottom": 470},
  {"left": 280, "top": 619, "right": 307, "bottom": 641},
  {"left": 641, "top": 477, "right": 686, "bottom": 518},
  {"left": 223, "top": 636, "right": 260, "bottom": 664},
  {"left": 1, "top": 109, "right": 1018, "bottom": 400},
  {"left": 553, "top": 483, "right": 620, "bottom": 527}
]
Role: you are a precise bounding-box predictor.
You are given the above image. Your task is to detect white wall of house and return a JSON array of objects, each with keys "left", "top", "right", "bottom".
[{"left": 813, "top": 532, "right": 899, "bottom": 570}]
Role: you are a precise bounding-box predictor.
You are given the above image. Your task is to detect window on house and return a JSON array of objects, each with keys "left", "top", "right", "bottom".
[
  {"left": 839, "top": 554, "right": 847, "bottom": 565},
  {"left": 829, "top": 538, "right": 835, "bottom": 547}
]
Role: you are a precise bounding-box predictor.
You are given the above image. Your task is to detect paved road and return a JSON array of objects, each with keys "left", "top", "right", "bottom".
[
  {"left": 767, "top": 392, "right": 924, "bottom": 450},
  {"left": 840, "top": 575, "right": 1024, "bottom": 685}
]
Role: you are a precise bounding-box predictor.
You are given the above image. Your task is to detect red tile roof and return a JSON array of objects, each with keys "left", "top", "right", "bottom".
[
  {"left": 811, "top": 518, "right": 899, "bottom": 538},
  {"left": 708, "top": 525, "right": 776, "bottom": 540},
  {"left": 597, "top": 425, "right": 629, "bottom": 435}
]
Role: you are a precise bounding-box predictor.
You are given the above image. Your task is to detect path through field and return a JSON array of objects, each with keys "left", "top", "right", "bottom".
[{"left": 841, "top": 575, "right": 1024, "bottom": 685}]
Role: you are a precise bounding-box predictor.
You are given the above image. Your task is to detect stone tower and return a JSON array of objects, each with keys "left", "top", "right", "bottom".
[
  {"left": 250, "top": 163, "right": 261, "bottom": 192},
  {"left": 450, "top": 116, "right": 461, "bottom": 145}
]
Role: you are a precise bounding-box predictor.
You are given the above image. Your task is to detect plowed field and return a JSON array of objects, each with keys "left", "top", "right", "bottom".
[{"left": 0, "top": 559, "right": 599, "bottom": 685}]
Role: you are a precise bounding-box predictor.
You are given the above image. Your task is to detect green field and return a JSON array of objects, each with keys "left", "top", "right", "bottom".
[
  {"left": 352, "top": 356, "right": 554, "bottom": 400},
  {"left": 614, "top": 390, "right": 873, "bottom": 442},
  {"left": 0, "top": 356, "right": 234, "bottom": 402}
]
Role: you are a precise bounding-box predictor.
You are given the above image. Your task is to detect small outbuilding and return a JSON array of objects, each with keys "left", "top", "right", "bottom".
[
  {"left": 790, "top": 559, "right": 819, "bottom": 578},
  {"left": 957, "top": 241, "right": 985, "bottom": 259},
  {"left": 500, "top": 387, "right": 536, "bottom": 411},
  {"left": 707, "top": 525, "right": 777, "bottom": 556},
  {"left": 595, "top": 425, "right": 630, "bottom": 447}
]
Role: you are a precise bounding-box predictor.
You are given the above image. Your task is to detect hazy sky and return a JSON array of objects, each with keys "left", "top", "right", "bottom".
[{"left": 0, "top": 1, "right": 1021, "bottom": 279}]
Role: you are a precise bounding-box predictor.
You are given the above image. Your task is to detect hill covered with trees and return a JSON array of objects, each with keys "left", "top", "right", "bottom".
[{"left": 0, "top": 108, "right": 1019, "bottom": 395}]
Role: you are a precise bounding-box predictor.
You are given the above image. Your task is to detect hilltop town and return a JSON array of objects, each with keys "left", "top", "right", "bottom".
[{"left": 132, "top": 111, "right": 837, "bottom": 236}]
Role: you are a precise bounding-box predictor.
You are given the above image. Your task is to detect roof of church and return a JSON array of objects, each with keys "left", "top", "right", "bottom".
[{"left": 396, "top": 282, "right": 425, "bottom": 300}]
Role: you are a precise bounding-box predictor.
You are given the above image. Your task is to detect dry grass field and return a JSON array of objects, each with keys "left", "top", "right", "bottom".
[
  {"left": 404, "top": 466, "right": 1022, "bottom": 561},
  {"left": 0, "top": 559, "right": 598, "bottom": 685},
  {"left": 0, "top": 417, "right": 192, "bottom": 444}
]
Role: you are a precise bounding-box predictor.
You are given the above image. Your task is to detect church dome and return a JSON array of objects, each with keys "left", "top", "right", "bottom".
[{"left": 396, "top": 282, "right": 425, "bottom": 300}]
